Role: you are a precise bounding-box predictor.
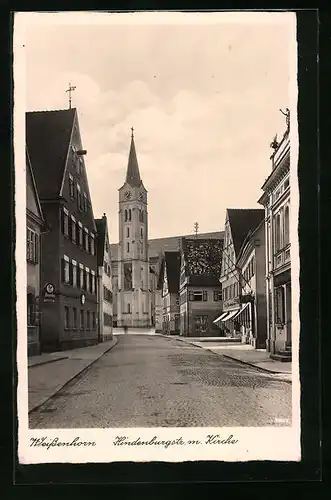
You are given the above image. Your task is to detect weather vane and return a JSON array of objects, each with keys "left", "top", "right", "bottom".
[
  {"left": 131, "top": 126, "right": 134, "bottom": 138},
  {"left": 194, "top": 222, "right": 199, "bottom": 238},
  {"left": 66, "top": 82, "right": 76, "bottom": 109}
]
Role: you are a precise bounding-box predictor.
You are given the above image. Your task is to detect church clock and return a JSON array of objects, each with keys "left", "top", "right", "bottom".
[
  {"left": 124, "top": 190, "right": 132, "bottom": 200},
  {"left": 139, "top": 192, "right": 145, "bottom": 201}
]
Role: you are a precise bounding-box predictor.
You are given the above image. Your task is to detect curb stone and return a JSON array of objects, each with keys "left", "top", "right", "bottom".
[
  {"left": 168, "top": 335, "right": 292, "bottom": 384},
  {"left": 28, "top": 356, "right": 69, "bottom": 368},
  {"left": 28, "top": 336, "right": 118, "bottom": 414}
]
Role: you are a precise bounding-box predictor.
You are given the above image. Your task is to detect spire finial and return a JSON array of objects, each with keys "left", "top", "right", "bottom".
[
  {"left": 66, "top": 82, "right": 76, "bottom": 109},
  {"left": 131, "top": 126, "right": 134, "bottom": 138}
]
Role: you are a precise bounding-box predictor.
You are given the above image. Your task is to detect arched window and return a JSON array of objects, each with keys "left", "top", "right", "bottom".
[
  {"left": 27, "top": 293, "right": 35, "bottom": 326},
  {"left": 124, "top": 209, "right": 128, "bottom": 222},
  {"left": 284, "top": 205, "right": 290, "bottom": 246},
  {"left": 128, "top": 209, "right": 132, "bottom": 221}
]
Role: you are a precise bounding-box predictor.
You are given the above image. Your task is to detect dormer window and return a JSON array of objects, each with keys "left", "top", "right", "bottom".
[
  {"left": 77, "top": 184, "right": 83, "bottom": 211},
  {"left": 83, "top": 193, "right": 88, "bottom": 213},
  {"left": 69, "top": 174, "right": 75, "bottom": 199}
]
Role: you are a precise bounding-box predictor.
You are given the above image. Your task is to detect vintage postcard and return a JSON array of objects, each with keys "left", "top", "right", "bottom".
[{"left": 15, "top": 10, "right": 300, "bottom": 464}]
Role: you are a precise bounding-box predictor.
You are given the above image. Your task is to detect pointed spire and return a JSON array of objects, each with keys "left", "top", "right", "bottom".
[{"left": 125, "top": 127, "right": 142, "bottom": 187}]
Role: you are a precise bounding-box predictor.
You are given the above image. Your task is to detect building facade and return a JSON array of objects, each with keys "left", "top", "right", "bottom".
[
  {"left": 217, "top": 209, "right": 265, "bottom": 338},
  {"left": 95, "top": 214, "right": 113, "bottom": 342},
  {"left": 116, "top": 130, "right": 151, "bottom": 328},
  {"left": 258, "top": 123, "right": 291, "bottom": 360},
  {"left": 179, "top": 238, "right": 223, "bottom": 337},
  {"left": 235, "top": 221, "right": 267, "bottom": 348},
  {"left": 26, "top": 149, "right": 44, "bottom": 356},
  {"left": 26, "top": 108, "right": 98, "bottom": 352},
  {"left": 157, "top": 251, "right": 181, "bottom": 335}
]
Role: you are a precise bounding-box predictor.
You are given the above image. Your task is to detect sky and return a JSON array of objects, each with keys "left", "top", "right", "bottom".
[{"left": 22, "top": 12, "right": 296, "bottom": 241}]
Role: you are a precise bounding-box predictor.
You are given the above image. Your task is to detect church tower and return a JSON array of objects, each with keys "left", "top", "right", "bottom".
[{"left": 117, "top": 129, "right": 151, "bottom": 328}]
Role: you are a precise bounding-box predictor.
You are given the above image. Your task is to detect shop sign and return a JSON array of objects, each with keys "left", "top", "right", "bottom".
[
  {"left": 223, "top": 297, "right": 240, "bottom": 310},
  {"left": 43, "top": 283, "right": 56, "bottom": 303}
]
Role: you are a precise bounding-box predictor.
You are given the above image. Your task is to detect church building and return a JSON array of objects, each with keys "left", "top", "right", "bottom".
[{"left": 115, "top": 129, "right": 152, "bottom": 328}]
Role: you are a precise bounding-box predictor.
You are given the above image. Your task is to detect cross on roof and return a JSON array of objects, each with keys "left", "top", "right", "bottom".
[{"left": 66, "top": 82, "right": 76, "bottom": 109}]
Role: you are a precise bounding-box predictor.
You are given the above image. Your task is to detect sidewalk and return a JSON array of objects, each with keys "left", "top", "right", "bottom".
[
  {"left": 28, "top": 337, "right": 118, "bottom": 412},
  {"left": 169, "top": 335, "right": 292, "bottom": 383}
]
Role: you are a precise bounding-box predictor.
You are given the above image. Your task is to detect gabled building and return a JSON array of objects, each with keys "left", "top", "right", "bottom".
[
  {"left": 157, "top": 251, "right": 181, "bottom": 335},
  {"left": 217, "top": 209, "right": 264, "bottom": 337},
  {"left": 26, "top": 148, "right": 45, "bottom": 356},
  {"left": 258, "top": 119, "right": 291, "bottom": 360},
  {"left": 95, "top": 214, "right": 113, "bottom": 342},
  {"left": 235, "top": 220, "right": 267, "bottom": 348},
  {"left": 179, "top": 237, "right": 223, "bottom": 337},
  {"left": 26, "top": 108, "right": 98, "bottom": 352}
]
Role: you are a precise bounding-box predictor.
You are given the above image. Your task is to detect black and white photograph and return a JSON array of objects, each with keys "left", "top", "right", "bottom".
[{"left": 15, "top": 11, "right": 300, "bottom": 463}]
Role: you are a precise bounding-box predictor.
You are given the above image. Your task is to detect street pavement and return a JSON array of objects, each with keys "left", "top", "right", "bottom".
[{"left": 29, "top": 333, "right": 292, "bottom": 429}]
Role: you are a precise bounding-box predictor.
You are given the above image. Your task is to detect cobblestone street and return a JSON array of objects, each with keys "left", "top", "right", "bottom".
[{"left": 29, "top": 334, "right": 292, "bottom": 428}]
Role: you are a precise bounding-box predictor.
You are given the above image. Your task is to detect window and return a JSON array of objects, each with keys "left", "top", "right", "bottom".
[
  {"left": 104, "top": 313, "right": 113, "bottom": 326},
  {"left": 189, "top": 291, "right": 206, "bottom": 302},
  {"left": 103, "top": 286, "right": 113, "bottom": 303},
  {"left": 194, "top": 315, "right": 208, "bottom": 333},
  {"left": 83, "top": 193, "right": 88, "bottom": 213},
  {"left": 69, "top": 174, "right": 75, "bottom": 199},
  {"left": 275, "top": 286, "right": 285, "bottom": 324},
  {"left": 27, "top": 293, "right": 35, "bottom": 326},
  {"left": 124, "top": 209, "right": 128, "bottom": 222},
  {"left": 26, "top": 228, "right": 39, "bottom": 263},
  {"left": 141, "top": 242, "right": 143, "bottom": 254},
  {"left": 78, "top": 222, "right": 83, "bottom": 246},
  {"left": 91, "top": 270, "right": 96, "bottom": 294},
  {"left": 62, "top": 208, "right": 69, "bottom": 236},
  {"left": 64, "top": 306, "right": 70, "bottom": 329},
  {"left": 62, "top": 255, "right": 70, "bottom": 284},
  {"left": 79, "top": 264, "right": 85, "bottom": 289},
  {"left": 84, "top": 228, "right": 89, "bottom": 252},
  {"left": 127, "top": 303, "right": 131, "bottom": 313},
  {"left": 176, "top": 296, "right": 180, "bottom": 306},
  {"left": 80, "top": 309, "right": 84, "bottom": 330},
  {"left": 73, "top": 307, "right": 77, "bottom": 329},
  {"left": 70, "top": 215, "right": 76, "bottom": 242},
  {"left": 284, "top": 205, "right": 290, "bottom": 246},
  {"left": 127, "top": 227, "right": 130, "bottom": 238},
  {"left": 92, "top": 312, "right": 96, "bottom": 330},
  {"left": 85, "top": 267, "right": 90, "bottom": 292},
  {"left": 90, "top": 234, "right": 95, "bottom": 255},
  {"left": 77, "top": 184, "right": 83, "bottom": 211},
  {"left": 127, "top": 242, "right": 130, "bottom": 252},
  {"left": 213, "top": 290, "right": 222, "bottom": 301},
  {"left": 140, "top": 228, "right": 143, "bottom": 238},
  {"left": 275, "top": 212, "right": 281, "bottom": 252},
  {"left": 86, "top": 311, "right": 90, "bottom": 330},
  {"left": 72, "top": 260, "right": 77, "bottom": 287}
]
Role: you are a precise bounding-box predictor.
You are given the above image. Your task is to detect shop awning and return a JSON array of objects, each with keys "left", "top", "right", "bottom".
[
  {"left": 222, "top": 308, "right": 240, "bottom": 322},
  {"left": 213, "top": 311, "right": 229, "bottom": 324},
  {"left": 231, "top": 302, "right": 250, "bottom": 320}
]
